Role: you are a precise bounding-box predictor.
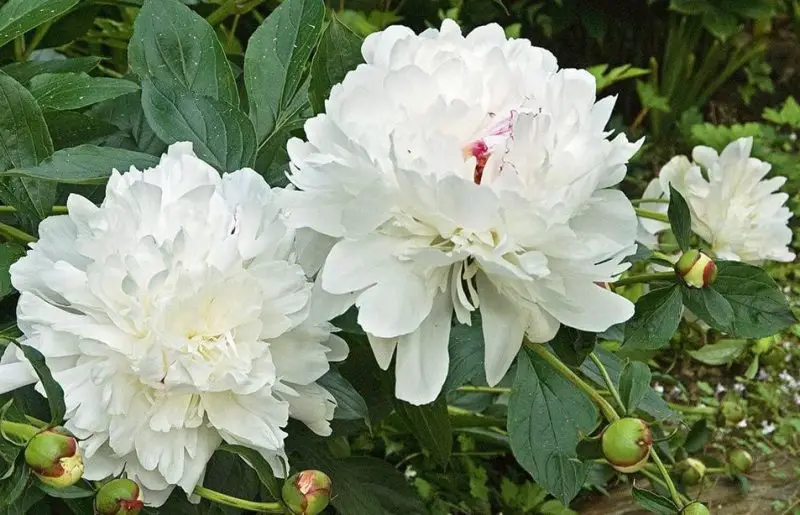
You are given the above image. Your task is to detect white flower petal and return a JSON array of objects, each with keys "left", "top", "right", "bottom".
[{"left": 476, "top": 274, "right": 527, "bottom": 386}]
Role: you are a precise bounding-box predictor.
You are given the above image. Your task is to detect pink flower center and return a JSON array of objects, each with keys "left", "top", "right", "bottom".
[{"left": 463, "top": 111, "right": 517, "bottom": 185}]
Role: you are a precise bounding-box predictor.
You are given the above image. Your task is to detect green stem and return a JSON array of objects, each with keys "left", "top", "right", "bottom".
[
  {"left": 635, "top": 208, "right": 670, "bottom": 224},
  {"left": 651, "top": 251, "right": 677, "bottom": 264},
  {"left": 527, "top": 343, "right": 620, "bottom": 422},
  {"left": 650, "top": 448, "right": 684, "bottom": 508},
  {"left": 456, "top": 386, "right": 511, "bottom": 394},
  {"left": 207, "top": 0, "right": 267, "bottom": 26},
  {"left": 24, "top": 21, "right": 52, "bottom": 60},
  {"left": 0, "top": 222, "right": 36, "bottom": 244},
  {"left": 639, "top": 467, "right": 692, "bottom": 505},
  {"left": 667, "top": 403, "right": 717, "bottom": 416},
  {"left": 0, "top": 420, "right": 40, "bottom": 443},
  {"left": 0, "top": 205, "right": 68, "bottom": 215},
  {"left": 612, "top": 271, "right": 676, "bottom": 287},
  {"left": 630, "top": 198, "right": 670, "bottom": 205},
  {"left": 193, "top": 486, "right": 284, "bottom": 513},
  {"left": 589, "top": 353, "right": 626, "bottom": 414}
]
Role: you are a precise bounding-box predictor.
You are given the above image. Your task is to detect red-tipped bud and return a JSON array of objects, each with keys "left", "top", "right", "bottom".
[
  {"left": 282, "top": 470, "right": 332, "bottom": 515},
  {"left": 679, "top": 458, "right": 707, "bottom": 485},
  {"left": 728, "top": 449, "right": 754, "bottom": 473},
  {"left": 681, "top": 501, "right": 710, "bottom": 515},
  {"left": 675, "top": 250, "right": 717, "bottom": 288},
  {"left": 601, "top": 418, "right": 652, "bottom": 473},
  {"left": 94, "top": 478, "right": 144, "bottom": 515},
  {"left": 24, "top": 427, "right": 83, "bottom": 489}
]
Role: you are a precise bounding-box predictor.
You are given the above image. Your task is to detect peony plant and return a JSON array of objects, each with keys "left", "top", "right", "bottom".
[{"left": 0, "top": 0, "right": 794, "bottom": 514}]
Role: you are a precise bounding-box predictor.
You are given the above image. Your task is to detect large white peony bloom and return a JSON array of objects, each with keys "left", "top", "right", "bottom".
[
  {"left": 279, "top": 20, "right": 642, "bottom": 405},
  {"left": 639, "top": 137, "right": 795, "bottom": 263},
  {"left": 0, "top": 143, "right": 347, "bottom": 505}
]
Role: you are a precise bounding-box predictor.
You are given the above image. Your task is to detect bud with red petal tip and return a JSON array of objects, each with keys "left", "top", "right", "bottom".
[
  {"left": 675, "top": 250, "right": 718, "bottom": 288},
  {"left": 681, "top": 501, "right": 710, "bottom": 515},
  {"left": 24, "top": 427, "right": 83, "bottom": 489},
  {"left": 679, "top": 458, "right": 707, "bottom": 485},
  {"left": 282, "top": 470, "right": 332, "bottom": 515},
  {"left": 728, "top": 449, "right": 754, "bottom": 473},
  {"left": 601, "top": 418, "right": 652, "bottom": 473},
  {"left": 94, "top": 478, "right": 144, "bottom": 515}
]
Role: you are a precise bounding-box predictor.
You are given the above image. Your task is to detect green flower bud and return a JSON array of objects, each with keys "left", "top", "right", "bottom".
[
  {"left": 601, "top": 418, "right": 652, "bottom": 473},
  {"left": 94, "top": 478, "right": 144, "bottom": 515},
  {"left": 675, "top": 250, "right": 718, "bottom": 288},
  {"left": 762, "top": 347, "right": 787, "bottom": 367},
  {"left": 679, "top": 458, "right": 707, "bottom": 485},
  {"left": 728, "top": 449, "right": 754, "bottom": 473},
  {"left": 751, "top": 335, "right": 777, "bottom": 355},
  {"left": 282, "top": 470, "right": 332, "bottom": 515},
  {"left": 681, "top": 501, "right": 710, "bottom": 515},
  {"left": 720, "top": 395, "right": 746, "bottom": 424},
  {"left": 24, "top": 427, "right": 83, "bottom": 489}
]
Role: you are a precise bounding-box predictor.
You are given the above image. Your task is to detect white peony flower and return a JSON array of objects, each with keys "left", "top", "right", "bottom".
[
  {"left": 0, "top": 143, "right": 347, "bottom": 505},
  {"left": 279, "top": 20, "right": 642, "bottom": 405},
  {"left": 639, "top": 137, "right": 795, "bottom": 263}
]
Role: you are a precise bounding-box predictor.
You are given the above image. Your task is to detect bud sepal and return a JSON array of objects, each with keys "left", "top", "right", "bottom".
[
  {"left": 678, "top": 458, "right": 706, "bottom": 485},
  {"left": 94, "top": 478, "right": 144, "bottom": 515},
  {"left": 675, "top": 250, "right": 718, "bottom": 288},
  {"left": 601, "top": 418, "right": 653, "bottom": 473},
  {"left": 728, "top": 449, "right": 754, "bottom": 473},
  {"left": 681, "top": 501, "right": 710, "bottom": 515},
  {"left": 282, "top": 470, "right": 332, "bottom": 515},
  {"left": 24, "top": 427, "right": 83, "bottom": 489}
]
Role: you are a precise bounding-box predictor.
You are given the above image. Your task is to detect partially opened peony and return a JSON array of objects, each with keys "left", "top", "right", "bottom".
[
  {"left": 639, "top": 137, "right": 795, "bottom": 263},
  {"left": 0, "top": 143, "right": 347, "bottom": 505},
  {"left": 280, "top": 20, "right": 642, "bottom": 405}
]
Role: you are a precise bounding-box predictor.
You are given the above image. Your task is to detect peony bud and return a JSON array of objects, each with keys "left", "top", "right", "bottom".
[
  {"left": 24, "top": 427, "right": 83, "bottom": 489},
  {"left": 601, "top": 418, "right": 652, "bottom": 473},
  {"left": 751, "top": 335, "right": 776, "bottom": 355},
  {"left": 679, "top": 458, "right": 707, "bottom": 485},
  {"left": 681, "top": 501, "right": 710, "bottom": 515},
  {"left": 282, "top": 470, "right": 332, "bottom": 515},
  {"left": 94, "top": 478, "right": 144, "bottom": 515},
  {"left": 675, "top": 250, "right": 718, "bottom": 288},
  {"left": 728, "top": 449, "right": 754, "bottom": 473},
  {"left": 720, "top": 395, "right": 746, "bottom": 425}
]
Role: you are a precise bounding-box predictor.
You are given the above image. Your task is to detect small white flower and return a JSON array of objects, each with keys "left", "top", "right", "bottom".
[
  {"left": 715, "top": 383, "right": 727, "bottom": 395},
  {"left": 794, "top": 394, "right": 800, "bottom": 407},
  {"left": 639, "top": 137, "right": 794, "bottom": 263},
  {"left": 0, "top": 143, "right": 347, "bottom": 505},
  {"left": 733, "top": 382, "right": 746, "bottom": 393},
  {"left": 653, "top": 382, "right": 664, "bottom": 394},
  {"left": 760, "top": 421, "right": 776, "bottom": 435},
  {"left": 404, "top": 466, "right": 418, "bottom": 480},
  {"left": 736, "top": 419, "right": 748, "bottom": 428},
  {"left": 758, "top": 369, "right": 770, "bottom": 380},
  {"left": 280, "top": 20, "right": 641, "bottom": 405}
]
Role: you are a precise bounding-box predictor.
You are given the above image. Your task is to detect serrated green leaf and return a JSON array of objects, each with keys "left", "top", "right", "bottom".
[
  {"left": 317, "top": 366, "right": 370, "bottom": 425},
  {"left": 0, "top": 145, "right": 159, "bottom": 184},
  {"left": 141, "top": 77, "right": 256, "bottom": 171},
  {"left": 245, "top": 0, "right": 324, "bottom": 143},
  {"left": 631, "top": 486, "right": 679, "bottom": 514},
  {"left": 667, "top": 186, "right": 692, "bottom": 251},
  {"left": 29, "top": 73, "right": 139, "bottom": 111},
  {"left": 508, "top": 347, "right": 597, "bottom": 504},
  {"left": 309, "top": 15, "right": 363, "bottom": 113},
  {"left": 618, "top": 361, "right": 652, "bottom": 415},
  {"left": 128, "top": 0, "right": 238, "bottom": 105},
  {"left": 393, "top": 396, "right": 452, "bottom": 468},
  {"left": 687, "top": 339, "right": 748, "bottom": 365},
  {"left": 762, "top": 96, "right": 800, "bottom": 128},
  {"left": 0, "top": 0, "right": 78, "bottom": 49},
  {"left": 217, "top": 444, "right": 281, "bottom": 501},
  {"left": 713, "top": 261, "right": 797, "bottom": 338},
  {"left": 2, "top": 57, "right": 102, "bottom": 84},
  {"left": 0, "top": 72, "right": 55, "bottom": 234},
  {"left": 14, "top": 343, "right": 64, "bottom": 424},
  {"left": 624, "top": 285, "right": 682, "bottom": 349},
  {"left": 680, "top": 285, "right": 734, "bottom": 329}
]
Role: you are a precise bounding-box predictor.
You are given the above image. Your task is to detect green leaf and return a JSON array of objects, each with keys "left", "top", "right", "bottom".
[
  {"left": 0, "top": 459, "right": 29, "bottom": 508},
  {"left": 141, "top": 77, "right": 256, "bottom": 171},
  {"left": 683, "top": 419, "right": 709, "bottom": 453},
  {"left": 0, "top": 244, "right": 24, "bottom": 299},
  {"left": 631, "top": 486, "right": 679, "bottom": 514},
  {"left": 35, "top": 483, "right": 94, "bottom": 499},
  {"left": 393, "top": 396, "right": 452, "bottom": 468},
  {"left": 28, "top": 73, "right": 139, "bottom": 111},
  {"left": 0, "top": 72, "right": 55, "bottom": 234},
  {"left": 744, "top": 354, "right": 759, "bottom": 379},
  {"left": 680, "top": 285, "right": 734, "bottom": 329},
  {"left": 702, "top": 10, "right": 739, "bottom": 41},
  {"left": 0, "top": 0, "right": 78, "bottom": 49},
  {"left": 44, "top": 112, "right": 117, "bottom": 150},
  {"left": 14, "top": 343, "right": 65, "bottom": 424},
  {"left": 88, "top": 92, "right": 166, "bottom": 155},
  {"left": 245, "top": 0, "right": 325, "bottom": 142},
  {"left": 624, "top": 285, "right": 683, "bottom": 349},
  {"left": 667, "top": 186, "right": 692, "bottom": 251},
  {"left": 762, "top": 96, "right": 800, "bottom": 128},
  {"left": 217, "top": 444, "right": 281, "bottom": 500},
  {"left": 2, "top": 57, "right": 102, "bottom": 84},
  {"left": 201, "top": 450, "right": 260, "bottom": 513},
  {"left": 713, "top": 261, "right": 797, "bottom": 338},
  {"left": 308, "top": 14, "right": 363, "bottom": 113},
  {"left": 443, "top": 320, "right": 484, "bottom": 393},
  {"left": 580, "top": 348, "right": 677, "bottom": 421},
  {"left": 550, "top": 326, "right": 596, "bottom": 367},
  {"left": 1, "top": 479, "right": 45, "bottom": 514},
  {"left": 636, "top": 81, "right": 670, "bottom": 112},
  {"left": 0, "top": 145, "right": 159, "bottom": 184},
  {"left": 588, "top": 63, "right": 650, "bottom": 92},
  {"left": 508, "top": 347, "right": 598, "bottom": 504},
  {"left": 618, "top": 361, "right": 652, "bottom": 415},
  {"left": 687, "top": 339, "right": 748, "bottom": 365},
  {"left": 317, "top": 366, "right": 369, "bottom": 424},
  {"left": 128, "top": 0, "right": 238, "bottom": 105}
]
